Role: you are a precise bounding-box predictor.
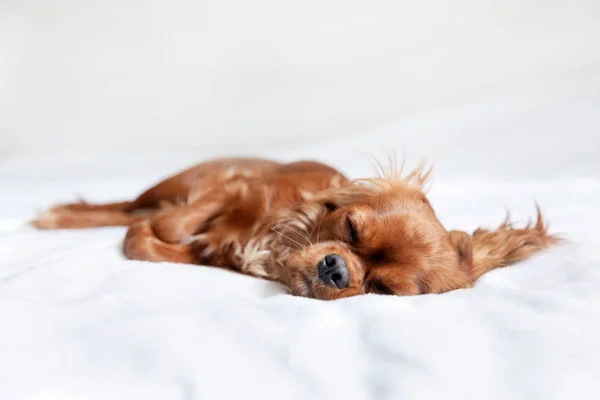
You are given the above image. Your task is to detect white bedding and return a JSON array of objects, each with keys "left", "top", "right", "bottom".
[
  {"left": 2, "top": 66, "right": 600, "bottom": 400},
  {"left": 2, "top": 153, "right": 600, "bottom": 398}
]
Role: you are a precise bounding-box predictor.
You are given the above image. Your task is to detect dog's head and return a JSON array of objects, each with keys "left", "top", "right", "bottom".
[{"left": 274, "top": 164, "right": 558, "bottom": 300}]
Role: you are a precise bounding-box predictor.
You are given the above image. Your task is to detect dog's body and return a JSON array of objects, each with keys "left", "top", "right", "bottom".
[{"left": 32, "top": 157, "right": 559, "bottom": 300}]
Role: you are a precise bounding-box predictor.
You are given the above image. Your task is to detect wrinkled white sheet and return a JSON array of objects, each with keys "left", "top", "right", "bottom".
[{"left": 2, "top": 78, "right": 600, "bottom": 399}]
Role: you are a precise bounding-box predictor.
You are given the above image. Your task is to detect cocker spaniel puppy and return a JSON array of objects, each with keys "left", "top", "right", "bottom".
[{"left": 32, "top": 157, "right": 560, "bottom": 300}]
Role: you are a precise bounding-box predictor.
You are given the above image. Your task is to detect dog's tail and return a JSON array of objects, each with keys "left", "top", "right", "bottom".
[{"left": 30, "top": 200, "right": 144, "bottom": 229}]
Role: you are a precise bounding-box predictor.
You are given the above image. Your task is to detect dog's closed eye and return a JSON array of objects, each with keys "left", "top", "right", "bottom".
[
  {"left": 346, "top": 216, "right": 359, "bottom": 243},
  {"left": 325, "top": 202, "right": 338, "bottom": 212}
]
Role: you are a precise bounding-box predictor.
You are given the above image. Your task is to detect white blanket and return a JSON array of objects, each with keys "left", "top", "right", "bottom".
[
  {"left": 2, "top": 167, "right": 600, "bottom": 399},
  {"left": 2, "top": 75, "right": 600, "bottom": 399}
]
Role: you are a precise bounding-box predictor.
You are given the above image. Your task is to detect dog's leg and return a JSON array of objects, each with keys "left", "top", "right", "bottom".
[
  {"left": 149, "top": 194, "right": 224, "bottom": 244},
  {"left": 149, "top": 175, "right": 264, "bottom": 244},
  {"left": 122, "top": 190, "right": 235, "bottom": 264},
  {"left": 123, "top": 178, "right": 266, "bottom": 268},
  {"left": 123, "top": 219, "right": 199, "bottom": 264}
]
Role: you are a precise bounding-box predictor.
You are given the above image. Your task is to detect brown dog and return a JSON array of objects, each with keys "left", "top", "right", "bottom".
[{"left": 32, "top": 157, "right": 560, "bottom": 300}]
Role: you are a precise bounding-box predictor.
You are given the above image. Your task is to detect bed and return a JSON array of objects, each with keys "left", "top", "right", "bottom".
[{"left": 2, "top": 71, "right": 600, "bottom": 399}]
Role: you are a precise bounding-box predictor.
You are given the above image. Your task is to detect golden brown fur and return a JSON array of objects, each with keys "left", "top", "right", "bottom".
[{"left": 31, "top": 157, "right": 561, "bottom": 300}]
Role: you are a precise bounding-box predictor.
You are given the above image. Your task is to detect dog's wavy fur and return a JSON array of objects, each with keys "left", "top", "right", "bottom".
[{"left": 31, "top": 157, "right": 561, "bottom": 300}]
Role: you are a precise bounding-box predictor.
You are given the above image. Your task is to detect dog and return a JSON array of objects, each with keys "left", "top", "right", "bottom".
[{"left": 31, "top": 157, "right": 560, "bottom": 300}]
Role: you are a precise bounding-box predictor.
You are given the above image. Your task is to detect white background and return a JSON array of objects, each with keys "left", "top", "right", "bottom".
[{"left": 2, "top": 0, "right": 600, "bottom": 180}]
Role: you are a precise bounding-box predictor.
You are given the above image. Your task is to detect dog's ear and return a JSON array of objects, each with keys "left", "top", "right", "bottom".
[{"left": 454, "top": 207, "right": 562, "bottom": 281}]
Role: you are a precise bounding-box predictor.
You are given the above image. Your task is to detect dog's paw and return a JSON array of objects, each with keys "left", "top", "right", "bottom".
[{"left": 30, "top": 208, "right": 71, "bottom": 229}]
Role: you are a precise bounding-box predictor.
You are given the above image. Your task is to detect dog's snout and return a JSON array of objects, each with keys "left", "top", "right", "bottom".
[{"left": 317, "top": 254, "right": 350, "bottom": 289}]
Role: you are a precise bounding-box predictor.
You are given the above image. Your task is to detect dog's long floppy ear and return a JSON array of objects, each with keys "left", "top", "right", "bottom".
[{"left": 449, "top": 206, "right": 562, "bottom": 281}]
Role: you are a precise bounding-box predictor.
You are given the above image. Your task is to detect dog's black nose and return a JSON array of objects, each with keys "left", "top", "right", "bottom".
[{"left": 317, "top": 254, "right": 350, "bottom": 289}]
